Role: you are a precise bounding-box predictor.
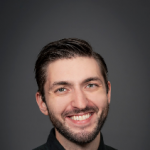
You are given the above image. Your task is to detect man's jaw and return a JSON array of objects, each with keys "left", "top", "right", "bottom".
[{"left": 48, "top": 104, "right": 109, "bottom": 145}]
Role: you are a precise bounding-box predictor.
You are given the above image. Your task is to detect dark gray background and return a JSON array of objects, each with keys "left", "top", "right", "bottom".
[{"left": 1, "top": 1, "right": 150, "bottom": 150}]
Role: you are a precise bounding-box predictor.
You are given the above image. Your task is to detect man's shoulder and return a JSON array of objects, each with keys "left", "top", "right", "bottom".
[
  {"left": 33, "top": 143, "right": 49, "bottom": 150},
  {"left": 32, "top": 143, "right": 117, "bottom": 150},
  {"left": 105, "top": 144, "right": 117, "bottom": 150}
]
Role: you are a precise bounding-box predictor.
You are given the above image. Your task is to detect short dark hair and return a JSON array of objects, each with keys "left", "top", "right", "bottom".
[{"left": 34, "top": 38, "right": 108, "bottom": 102}]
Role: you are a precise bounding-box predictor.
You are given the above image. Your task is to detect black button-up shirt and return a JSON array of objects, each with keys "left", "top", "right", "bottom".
[{"left": 33, "top": 128, "right": 117, "bottom": 150}]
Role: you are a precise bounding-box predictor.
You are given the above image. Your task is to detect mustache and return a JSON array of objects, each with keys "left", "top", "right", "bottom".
[{"left": 62, "top": 106, "right": 99, "bottom": 118}]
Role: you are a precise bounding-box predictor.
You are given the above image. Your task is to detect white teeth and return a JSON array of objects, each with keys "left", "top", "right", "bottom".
[
  {"left": 86, "top": 114, "right": 88, "bottom": 119},
  {"left": 83, "top": 115, "right": 85, "bottom": 120},
  {"left": 79, "top": 116, "right": 81, "bottom": 120},
  {"left": 76, "top": 116, "right": 79, "bottom": 120},
  {"left": 71, "top": 113, "right": 91, "bottom": 121}
]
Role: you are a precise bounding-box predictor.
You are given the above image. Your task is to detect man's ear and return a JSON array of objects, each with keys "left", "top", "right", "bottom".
[
  {"left": 107, "top": 81, "right": 111, "bottom": 104},
  {"left": 36, "top": 92, "right": 48, "bottom": 115}
]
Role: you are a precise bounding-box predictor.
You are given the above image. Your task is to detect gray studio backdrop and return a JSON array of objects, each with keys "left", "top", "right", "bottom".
[{"left": 1, "top": 1, "right": 150, "bottom": 150}]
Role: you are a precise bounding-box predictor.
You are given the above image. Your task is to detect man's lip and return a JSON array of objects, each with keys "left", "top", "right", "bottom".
[
  {"left": 65, "top": 112, "right": 94, "bottom": 125},
  {"left": 65, "top": 111, "right": 94, "bottom": 118}
]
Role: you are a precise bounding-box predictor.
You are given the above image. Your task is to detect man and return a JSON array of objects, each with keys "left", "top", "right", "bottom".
[{"left": 34, "top": 38, "right": 117, "bottom": 150}]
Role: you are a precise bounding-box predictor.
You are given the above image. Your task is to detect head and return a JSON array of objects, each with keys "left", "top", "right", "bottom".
[
  {"left": 35, "top": 38, "right": 111, "bottom": 144},
  {"left": 35, "top": 38, "right": 109, "bottom": 102}
]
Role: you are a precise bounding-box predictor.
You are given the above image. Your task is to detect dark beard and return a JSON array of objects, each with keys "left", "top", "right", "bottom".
[{"left": 48, "top": 103, "right": 109, "bottom": 145}]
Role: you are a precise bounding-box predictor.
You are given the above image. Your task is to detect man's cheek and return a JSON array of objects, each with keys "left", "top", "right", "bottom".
[
  {"left": 48, "top": 101, "right": 70, "bottom": 118},
  {"left": 87, "top": 93, "right": 108, "bottom": 108}
]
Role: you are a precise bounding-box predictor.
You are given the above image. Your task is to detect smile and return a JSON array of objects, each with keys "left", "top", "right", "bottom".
[{"left": 70, "top": 113, "right": 91, "bottom": 121}]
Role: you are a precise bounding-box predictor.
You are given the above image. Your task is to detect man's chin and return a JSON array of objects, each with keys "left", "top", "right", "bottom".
[
  {"left": 56, "top": 125, "right": 100, "bottom": 145},
  {"left": 49, "top": 104, "right": 109, "bottom": 144},
  {"left": 54, "top": 114, "right": 102, "bottom": 144}
]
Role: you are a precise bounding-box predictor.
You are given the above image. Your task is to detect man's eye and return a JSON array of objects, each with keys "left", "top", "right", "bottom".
[
  {"left": 56, "top": 88, "right": 67, "bottom": 92},
  {"left": 87, "top": 84, "right": 97, "bottom": 88}
]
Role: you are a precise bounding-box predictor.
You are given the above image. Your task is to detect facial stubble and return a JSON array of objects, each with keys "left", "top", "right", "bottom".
[{"left": 48, "top": 103, "right": 109, "bottom": 145}]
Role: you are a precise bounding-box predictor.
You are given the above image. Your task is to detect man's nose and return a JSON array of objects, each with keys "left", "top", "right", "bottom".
[{"left": 71, "top": 88, "right": 88, "bottom": 109}]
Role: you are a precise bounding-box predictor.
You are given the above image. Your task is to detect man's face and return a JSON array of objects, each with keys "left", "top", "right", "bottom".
[{"left": 41, "top": 57, "right": 111, "bottom": 144}]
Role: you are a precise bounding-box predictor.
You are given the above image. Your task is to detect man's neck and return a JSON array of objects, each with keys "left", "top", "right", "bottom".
[{"left": 55, "top": 129, "right": 100, "bottom": 150}]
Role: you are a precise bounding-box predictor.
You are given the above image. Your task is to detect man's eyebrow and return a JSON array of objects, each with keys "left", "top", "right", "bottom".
[
  {"left": 49, "top": 81, "right": 72, "bottom": 90},
  {"left": 82, "top": 77, "right": 102, "bottom": 84},
  {"left": 49, "top": 77, "right": 102, "bottom": 91}
]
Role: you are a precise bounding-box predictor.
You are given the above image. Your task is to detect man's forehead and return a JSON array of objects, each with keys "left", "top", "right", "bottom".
[{"left": 45, "top": 57, "right": 103, "bottom": 83}]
